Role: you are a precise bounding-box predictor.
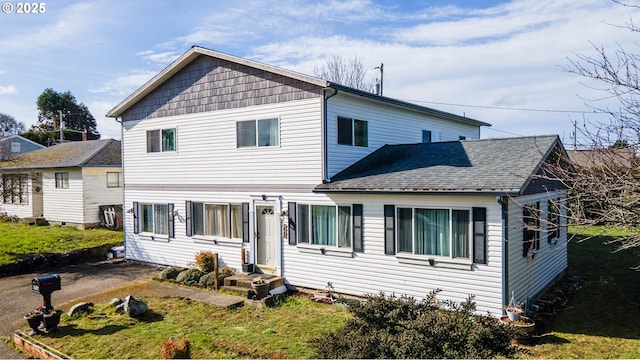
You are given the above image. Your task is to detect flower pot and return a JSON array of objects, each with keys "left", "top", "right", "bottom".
[
  {"left": 24, "top": 312, "right": 43, "bottom": 335},
  {"left": 242, "top": 264, "right": 254, "bottom": 273},
  {"left": 506, "top": 307, "right": 522, "bottom": 321},
  {"left": 251, "top": 281, "right": 270, "bottom": 299},
  {"left": 42, "top": 310, "right": 62, "bottom": 332},
  {"left": 499, "top": 316, "right": 536, "bottom": 345}
]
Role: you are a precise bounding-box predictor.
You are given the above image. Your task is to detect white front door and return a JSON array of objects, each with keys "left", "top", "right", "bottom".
[{"left": 256, "top": 206, "right": 277, "bottom": 269}]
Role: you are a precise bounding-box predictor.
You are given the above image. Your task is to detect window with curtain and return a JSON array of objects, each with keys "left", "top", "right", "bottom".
[
  {"left": 297, "top": 204, "right": 352, "bottom": 248},
  {"left": 147, "top": 128, "right": 176, "bottom": 152},
  {"left": 396, "top": 207, "right": 471, "bottom": 259},
  {"left": 237, "top": 118, "right": 279, "bottom": 148},
  {"left": 141, "top": 203, "right": 168, "bottom": 235},
  {"left": 192, "top": 202, "right": 242, "bottom": 239}
]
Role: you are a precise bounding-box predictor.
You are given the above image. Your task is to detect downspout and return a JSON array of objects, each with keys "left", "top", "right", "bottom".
[
  {"left": 116, "top": 116, "right": 126, "bottom": 259},
  {"left": 322, "top": 87, "right": 338, "bottom": 183},
  {"left": 498, "top": 195, "right": 509, "bottom": 312}
]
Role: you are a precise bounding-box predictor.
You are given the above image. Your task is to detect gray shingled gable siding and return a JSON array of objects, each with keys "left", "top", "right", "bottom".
[{"left": 121, "top": 55, "right": 323, "bottom": 121}]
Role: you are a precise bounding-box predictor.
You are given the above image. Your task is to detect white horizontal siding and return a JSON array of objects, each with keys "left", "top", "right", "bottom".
[
  {"left": 81, "top": 167, "right": 123, "bottom": 224},
  {"left": 506, "top": 192, "right": 568, "bottom": 306},
  {"left": 122, "top": 98, "right": 323, "bottom": 187},
  {"left": 42, "top": 169, "right": 85, "bottom": 224},
  {"left": 326, "top": 93, "right": 482, "bottom": 177},
  {"left": 123, "top": 188, "right": 506, "bottom": 314}
]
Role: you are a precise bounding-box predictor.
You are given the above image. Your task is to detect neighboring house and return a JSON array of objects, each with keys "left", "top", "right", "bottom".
[
  {"left": 106, "top": 46, "right": 568, "bottom": 315},
  {"left": 0, "top": 139, "right": 123, "bottom": 229},
  {"left": 0, "top": 134, "right": 45, "bottom": 160},
  {"left": 567, "top": 148, "right": 636, "bottom": 170}
]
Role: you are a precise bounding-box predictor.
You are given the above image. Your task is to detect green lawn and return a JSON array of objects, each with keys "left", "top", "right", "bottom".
[
  {"left": 28, "top": 295, "right": 349, "bottom": 359},
  {"left": 0, "top": 221, "right": 122, "bottom": 266},
  {"left": 527, "top": 226, "right": 640, "bottom": 358}
]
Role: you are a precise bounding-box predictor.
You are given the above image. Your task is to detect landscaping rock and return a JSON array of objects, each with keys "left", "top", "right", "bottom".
[
  {"left": 115, "top": 295, "right": 147, "bottom": 317},
  {"left": 67, "top": 302, "right": 93, "bottom": 317}
]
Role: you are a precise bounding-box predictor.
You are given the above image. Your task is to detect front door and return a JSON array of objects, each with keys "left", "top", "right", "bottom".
[{"left": 256, "top": 206, "right": 277, "bottom": 269}]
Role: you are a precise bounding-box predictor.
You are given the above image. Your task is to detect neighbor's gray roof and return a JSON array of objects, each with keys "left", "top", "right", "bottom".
[
  {"left": 315, "top": 135, "right": 563, "bottom": 195},
  {"left": 0, "top": 139, "right": 121, "bottom": 169}
]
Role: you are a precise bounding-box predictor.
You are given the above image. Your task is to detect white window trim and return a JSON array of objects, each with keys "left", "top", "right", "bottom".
[
  {"left": 146, "top": 127, "right": 177, "bottom": 153},
  {"left": 236, "top": 117, "right": 281, "bottom": 149},
  {"left": 395, "top": 206, "right": 473, "bottom": 261},
  {"left": 337, "top": 116, "right": 368, "bottom": 147},
  {"left": 296, "top": 243, "right": 354, "bottom": 258},
  {"left": 296, "top": 203, "right": 354, "bottom": 250},
  {"left": 191, "top": 202, "right": 244, "bottom": 241}
]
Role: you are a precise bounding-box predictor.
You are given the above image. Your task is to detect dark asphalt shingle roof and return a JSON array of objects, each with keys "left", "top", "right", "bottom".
[
  {"left": 315, "top": 135, "right": 563, "bottom": 195},
  {"left": 0, "top": 139, "right": 121, "bottom": 169}
]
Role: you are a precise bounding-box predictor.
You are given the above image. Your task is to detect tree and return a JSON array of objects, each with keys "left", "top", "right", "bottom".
[
  {"left": 313, "top": 55, "right": 377, "bottom": 92},
  {"left": 538, "top": 1, "right": 640, "bottom": 253},
  {"left": 25, "top": 88, "right": 100, "bottom": 145},
  {"left": 0, "top": 113, "right": 25, "bottom": 136}
]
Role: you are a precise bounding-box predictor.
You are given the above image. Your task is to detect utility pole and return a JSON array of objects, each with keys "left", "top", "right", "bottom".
[
  {"left": 59, "top": 110, "right": 64, "bottom": 142},
  {"left": 375, "top": 63, "right": 384, "bottom": 96}
]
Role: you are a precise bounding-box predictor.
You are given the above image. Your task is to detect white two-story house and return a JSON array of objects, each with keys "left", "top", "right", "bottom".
[{"left": 107, "top": 46, "right": 568, "bottom": 315}]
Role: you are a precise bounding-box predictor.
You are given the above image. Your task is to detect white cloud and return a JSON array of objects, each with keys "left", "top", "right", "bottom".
[
  {"left": 0, "top": 85, "right": 17, "bottom": 95},
  {"left": 89, "top": 70, "right": 159, "bottom": 97}
]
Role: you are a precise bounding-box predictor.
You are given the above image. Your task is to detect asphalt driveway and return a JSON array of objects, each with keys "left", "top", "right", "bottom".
[{"left": 0, "top": 259, "right": 161, "bottom": 359}]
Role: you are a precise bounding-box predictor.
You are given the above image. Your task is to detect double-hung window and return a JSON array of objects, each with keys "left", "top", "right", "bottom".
[
  {"left": 2, "top": 174, "right": 28, "bottom": 204},
  {"left": 548, "top": 199, "right": 561, "bottom": 244},
  {"left": 396, "top": 207, "right": 471, "bottom": 258},
  {"left": 191, "top": 202, "right": 243, "bottom": 239},
  {"left": 523, "top": 203, "right": 540, "bottom": 256},
  {"left": 106, "top": 172, "right": 123, "bottom": 188},
  {"left": 55, "top": 172, "right": 69, "bottom": 189},
  {"left": 237, "top": 118, "right": 279, "bottom": 147},
  {"left": 147, "top": 128, "right": 176, "bottom": 153},
  {"left": 297, "top": 204, "right": 352, "bottom": 248},
  {"left": 337, "top": 116, "right": 368, "bottom": 147}
]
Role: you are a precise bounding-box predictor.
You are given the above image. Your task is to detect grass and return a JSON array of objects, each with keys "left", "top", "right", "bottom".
[
  {"left": 525, "top": 226, "right": 640, "bottom": 358},
  {"left": 27, "top": 295, "right": 349, "bottom": 359},
  {"left": 0, "top": 221, "right": 122, "bottom": 266}
]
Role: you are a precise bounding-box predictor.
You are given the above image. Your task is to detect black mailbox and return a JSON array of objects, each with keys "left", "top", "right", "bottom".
[{"left": 32, "top": 274, "right": 61, "bottom": 313}]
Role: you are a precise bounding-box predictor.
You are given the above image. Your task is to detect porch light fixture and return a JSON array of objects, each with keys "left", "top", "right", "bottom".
[{"left": 261, "top": 194, "right": 267, "bottom": 201}]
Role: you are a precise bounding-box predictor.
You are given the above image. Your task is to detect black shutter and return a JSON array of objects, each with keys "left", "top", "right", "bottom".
[
  {"left": 288, "top": 202, "right": 297, "bottom": 245},
  {"left": 384, "top": 205, "right": 395, "bottom": 255},
  {"left": 472, "top": 207, "right": 487, "bottom": 264},
  {"left": 168, "top": 203, "right": 175, "bottom": 238},
  {"left": 132, "top": 202, "right": 139, "bottom": 234},
  {"left": 353, "top": 204, "right": 363, "bottom": 253},
  {"left": 242, "top": 202, "right": 250, "bottom": 243},
  {"left": 185, "top": 201, "right": 192, "bottom": 237}
]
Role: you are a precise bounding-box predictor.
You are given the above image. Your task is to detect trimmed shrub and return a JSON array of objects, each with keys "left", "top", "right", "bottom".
[
  {"left": 198, "top": 272, "right": 217, "bottom": 287},
  {"left": 175, "top": 269, "right": 204, "bottom": 285},
  {"left": 194, "top": 251, "right": 216, "bottom": 273},
  {"left": 159, "top": 267, "right": 184, "bottom": 280},
  {"left": 310, "top": 290, "right": 519, "bottom": 359},
  {"left": 160, "top": 338, "right": 190, "bottom": 359}
]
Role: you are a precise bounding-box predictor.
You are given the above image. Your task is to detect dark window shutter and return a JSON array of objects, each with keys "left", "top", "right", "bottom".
[
  {"left": 384, "top": 205, "right": 395, "bottom": 255},
  {"left": 472, "top": 207, "right": 487, "bottom": 264},
  {"left": 132, "top": 202, "right": 139, "bottom": 234},
  {"left": 168, "top": 203, "right": 175, "bottom": 238},
  {"left": 185, "top": 201, "right": 192, "bottom": 237},
  {"left": 353, "top": 204, "right": 363, "bottom": 252},
  {"left": 288, "top": 202, "right": 297, "bottom": 245},
  {"left": 242, "top": 202, "right": 250, "bottom": 243}
]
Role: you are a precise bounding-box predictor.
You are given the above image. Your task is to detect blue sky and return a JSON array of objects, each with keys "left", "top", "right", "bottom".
[{"left": 1, "top": 0, "right": 639, "bottom": 145}]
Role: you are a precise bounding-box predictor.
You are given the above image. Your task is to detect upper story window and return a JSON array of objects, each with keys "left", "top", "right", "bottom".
[
  {"left": 396, "top": 207, "right": 471, "bottom": 259},
  {"left": 147, "top": 128, "right": 176, "bottom": 153},
  {"left": 237, "top": 118, "right": 279, "bottom": 148},
  {"left": 2, "top": 173, "right": 28, "bottom": 204},
  {"left": 337, "top": 116, "right": 368, "bottom": 147},
  {"left": 106, "top": 172, "right": 123, "bottom": 188},
  {"left": 55, "top": 172, "right": 69, "bottom": 189},
  {"left": 297, "top": 204, "right": 352, "bottom": 248},
  {"left": 422, "top": 130, "right": 441, "bottom": 143}
]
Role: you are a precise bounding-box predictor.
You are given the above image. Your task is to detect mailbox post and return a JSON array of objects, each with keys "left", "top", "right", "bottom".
[{"left": 32, "top": 274, "right": 61, "bottom": 313}]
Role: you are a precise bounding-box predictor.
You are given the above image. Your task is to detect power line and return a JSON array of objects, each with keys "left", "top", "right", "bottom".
[{"left": 404, "top": 99, "right": 605, "bottom": 115}]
